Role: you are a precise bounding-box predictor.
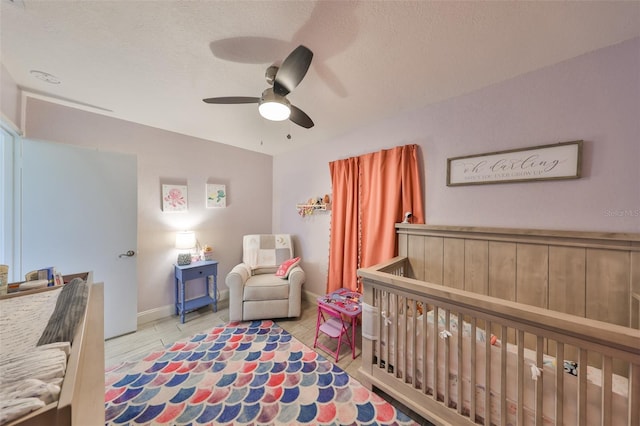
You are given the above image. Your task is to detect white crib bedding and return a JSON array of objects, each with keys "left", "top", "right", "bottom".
[
  {"left": 0, "top": 287, "right": 68, "bottom": 425},
  {"left": 377, "top": 309, "right": 629, "bottom": 425}
]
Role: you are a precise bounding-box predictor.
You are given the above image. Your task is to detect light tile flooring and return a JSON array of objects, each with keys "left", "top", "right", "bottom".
[
  {"left": 105, "top": 299, "right": 363, "bottom": 377},
  {"left": 105, "top": 299, "right": 431, "bottom": 425}
]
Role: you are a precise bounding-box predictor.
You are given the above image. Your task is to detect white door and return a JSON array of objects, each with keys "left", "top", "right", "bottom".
[{"left": 21, "top": 139, "right": 137, "bottom": 339}]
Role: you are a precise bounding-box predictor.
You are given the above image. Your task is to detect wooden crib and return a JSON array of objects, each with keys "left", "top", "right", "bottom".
[{"left": 358, "top": 224, "right": 640, "bottom": 426}]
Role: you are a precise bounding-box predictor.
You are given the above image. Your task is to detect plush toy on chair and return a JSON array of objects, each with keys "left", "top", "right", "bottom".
[{"left": 226, "top": 234, "right": 305, "bottom": 321}]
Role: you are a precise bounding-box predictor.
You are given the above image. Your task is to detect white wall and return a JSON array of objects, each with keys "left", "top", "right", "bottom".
[
  {"left": 273, "top": 37, "right": 640, "bottom": 297},
  {"left": 23, "top": 98, "right": 273, "bottom": 314}
]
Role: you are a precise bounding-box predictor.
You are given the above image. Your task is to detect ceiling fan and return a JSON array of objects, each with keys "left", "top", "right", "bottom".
[{"left": 203, "top": 45, "right": 314, "bottom": 129}]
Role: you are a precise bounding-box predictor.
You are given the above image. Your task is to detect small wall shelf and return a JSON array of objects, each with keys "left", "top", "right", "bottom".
[
  {"left": 297, "top": 194, "right": 331, "bottom": 217},
  {"left": 296, "top": 203, "right": 331, "bottom": 217}
]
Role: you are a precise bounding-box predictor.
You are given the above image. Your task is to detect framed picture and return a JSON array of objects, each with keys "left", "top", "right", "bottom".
[
  {"left": 162, "top": 184, "right": 188, "bottom": 212},
  {"left": 447, "top": 140, "right": 583, "bottom": 186},
  {"left": 206, "top": 184, "right": 226, "bottom": 208}
]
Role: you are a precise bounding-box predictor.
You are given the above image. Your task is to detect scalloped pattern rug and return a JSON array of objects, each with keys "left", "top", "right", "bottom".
[{"left": 105, "top": 320, "right": 418, "bottom": 425}]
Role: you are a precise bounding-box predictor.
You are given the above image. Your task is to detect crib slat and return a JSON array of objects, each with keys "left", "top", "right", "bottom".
[
  {"left": 391, "top": 293, "right": 402, "bottom": 379},
  {"left": 517, "top": 330, "right": 524, "bottom": 425},
  {"left": 382, "top": 291, "right": 388, "bottom": 372},
  {"left": 411, "top": 299, "right": 417, "bottom": 388},
  {"left": 535, "top": 335, "right": 543, "bottom": 426},
  {"left": 578, "top": 348, "right": 587, "bottom": 426},
  {"left": 378, "top": 289, "right": 382, "bottom": 368},
  {"left": 457, "top": 311, "right": 464, "bottom": 416},
  {"left": 601, "top": 355, "right": 612, "bottom": 426},
  {"left": 444, "top": 309, "right": 450, "bottom": 406},
  {"left": 375, "top": 289, "right": 381, "bottom": 369},
  {"left": 555, "top": 342, "right": 564, "bottom": 426},
  {"left": 470, "top": 317, "right": 477, "bottom": 422},
  {"left": 388, "top": 291, "right": 392, "bottom": 371},
  {"left": 500, "top": 325, "right": 507, "bottom": 426},
  {"left": 400, "top": 297, "right": 407, "bottom": 382},
  {"left": 485, "top": 320, "right": 492, "bottom": 426},
  {"left": 422, "top": 305, "right": 428, "bottom": 394},
  {"left": 385, "top": 291, "right": 391, "bottom": 373},
  {"left": 373, "top": 287, "right": 380, "bottom": 368},
  {"left": 432, "top": 305, "right": 439, "bottom": 401}
]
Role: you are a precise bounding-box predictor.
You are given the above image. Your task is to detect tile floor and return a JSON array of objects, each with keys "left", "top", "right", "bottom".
[{"left": 105, "top": 299, "right": 362, "bottom": 376}]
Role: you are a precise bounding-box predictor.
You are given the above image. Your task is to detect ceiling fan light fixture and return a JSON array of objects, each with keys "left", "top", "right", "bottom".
[
  {"left": 203, "top": 45, "right": 313, "bottom": 128},
  {"left": 258, "top": 89, "right": 291, "bottom": 121}
]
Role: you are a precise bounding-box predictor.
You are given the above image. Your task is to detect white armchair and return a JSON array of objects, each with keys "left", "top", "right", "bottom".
[{"left": 226, "top": 234, "right": 305, "bottom": 321}]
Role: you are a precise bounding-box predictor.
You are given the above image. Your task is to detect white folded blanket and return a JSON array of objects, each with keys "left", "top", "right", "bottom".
[
  {"left": 0, "top": 350, "right": 66, "bottom": 425},
  {"left": 0, "top": 350, "right": 67, "bottom": 386},
  {"left": 1, "top": 378, "right": 61, "bottom": 403},
  {"left": 0, "top": 397, "right": 46, "bottom": 425}
]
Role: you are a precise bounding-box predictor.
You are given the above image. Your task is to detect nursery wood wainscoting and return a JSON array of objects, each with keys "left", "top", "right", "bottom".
[{"left": 396, "top": 224, "right": 640, "bottom": 329}]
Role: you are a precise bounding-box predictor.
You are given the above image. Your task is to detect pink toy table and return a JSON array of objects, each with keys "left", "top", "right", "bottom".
[{"left": 316, "top": 288, "right": 362, "bottom": 360}]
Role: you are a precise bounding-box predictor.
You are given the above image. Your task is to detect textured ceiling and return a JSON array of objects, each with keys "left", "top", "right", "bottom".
[{"left": 2, "top": 1, "right": 639, "bottom": 155}]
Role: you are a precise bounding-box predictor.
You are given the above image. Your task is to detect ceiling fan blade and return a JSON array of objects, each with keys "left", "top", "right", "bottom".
[
  {"left": 289, "top": 105, "right": 314, "bottom": 129},
  {"left": 273, "top": 45, "right": 313, "bottom": 96},
  {"left": 202, "top": 96, "right": 259, "bottom": 104}
]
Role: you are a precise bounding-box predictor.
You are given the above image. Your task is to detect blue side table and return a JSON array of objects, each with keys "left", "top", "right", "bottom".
[{"left": 174, "top": 260, "right": 218, "bottom": 323}]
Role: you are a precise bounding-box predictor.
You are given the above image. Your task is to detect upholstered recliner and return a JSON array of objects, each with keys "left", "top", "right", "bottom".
[{"left": 226, "top": 234, "right": 305, "bottom": 321}]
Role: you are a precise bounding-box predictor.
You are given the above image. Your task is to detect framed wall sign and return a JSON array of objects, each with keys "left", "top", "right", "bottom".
[{"left": 447, "top": 140, "right": 583, "bottom": 186}]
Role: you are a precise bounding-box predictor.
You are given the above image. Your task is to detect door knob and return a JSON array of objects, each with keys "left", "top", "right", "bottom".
[{"left": 118, "top": 250, "right": 135, "bottom": 258}]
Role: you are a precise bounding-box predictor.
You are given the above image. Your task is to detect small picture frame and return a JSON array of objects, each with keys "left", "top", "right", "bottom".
[
  {"left": 206, "top": 184, "right": 226, "bottom": 208},
  {"left": 162, "top": 184, "right": 188, "bottom": 212}
]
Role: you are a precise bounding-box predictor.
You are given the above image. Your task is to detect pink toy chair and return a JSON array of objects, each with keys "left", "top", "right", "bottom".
[{"left": 313, "top": 303, "right": 354, "bottom": 362}]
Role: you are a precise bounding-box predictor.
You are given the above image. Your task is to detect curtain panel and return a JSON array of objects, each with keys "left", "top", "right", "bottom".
[{"left": 327, "top": 144, "right": 424, "bottom": 292}]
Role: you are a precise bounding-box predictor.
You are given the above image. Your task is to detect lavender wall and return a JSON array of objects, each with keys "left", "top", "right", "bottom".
[
  {"left": 24, "top": 98, "right": 273, "bottom": 315},
  {"left": 2, "top": 37, "right": 638, "bottom": 316},
  {"left": 273, "top": 37, "right": 640, "bottom": 297}
]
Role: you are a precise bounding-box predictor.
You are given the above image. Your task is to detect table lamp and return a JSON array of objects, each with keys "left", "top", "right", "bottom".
[{"left": 175, "top": 231, "right": 196, "bottom": 265}]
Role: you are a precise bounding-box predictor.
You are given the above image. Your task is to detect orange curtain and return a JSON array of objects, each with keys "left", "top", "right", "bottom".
[
  {"left": 327, "top": 144, "right": 424, "bottom": 293},
  {"left": 327, "top": 157, "right": 360, "bottom": 291}
]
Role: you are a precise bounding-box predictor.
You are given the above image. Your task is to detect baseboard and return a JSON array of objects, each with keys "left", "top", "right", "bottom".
[
  {"left": 217, "top": 290, "right": 229, "bottom": 310},
  {"left": 137, "top": 288, "right": 309, "bottom": 326},
  {"left": 137, "top": 289, "right": 230, "bottom": 326},
  {"left": 137, "top": 304, "right": 174, "bottom": 326},
  {"left": 302, "top": 289, "right": 322, "bottom": 306}
]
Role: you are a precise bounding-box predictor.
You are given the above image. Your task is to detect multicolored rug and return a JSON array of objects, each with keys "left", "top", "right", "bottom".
[{"left": 105, "top": 320, "right": 418, "bottom": 425}]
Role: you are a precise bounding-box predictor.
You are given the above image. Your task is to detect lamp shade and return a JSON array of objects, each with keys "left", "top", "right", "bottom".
[{"left": 175, "top": 231, "right": 196, "bottom": 250}]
